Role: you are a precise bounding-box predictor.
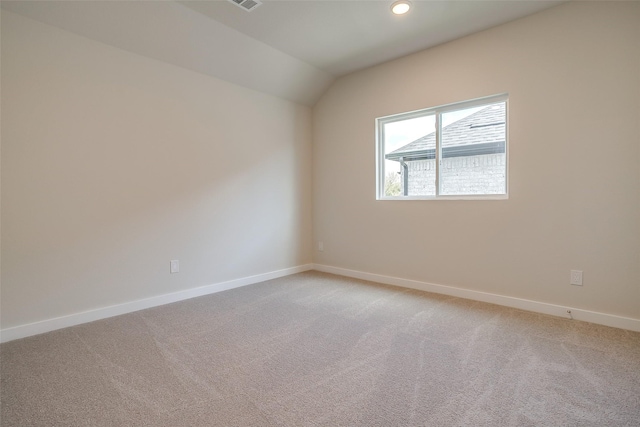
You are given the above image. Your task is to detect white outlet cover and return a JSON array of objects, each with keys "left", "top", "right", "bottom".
[
  {"left": 170, "top": 260, "right": 180, "bottom": 274},
  {"left": 570, "top": 270, "right": 583, "bottom": 286}
]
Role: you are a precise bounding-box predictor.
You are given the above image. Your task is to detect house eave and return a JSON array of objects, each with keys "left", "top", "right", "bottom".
[{"left": 385, "top": 141, "right": 505, "bottom": 162}]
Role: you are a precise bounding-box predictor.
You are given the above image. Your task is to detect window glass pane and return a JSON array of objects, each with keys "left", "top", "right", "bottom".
[
  {"left": 439, "top": 102, "right": 506, "bottom": 195},
  {"left": 383, "top": 115, "right": 435, "bottom": 196}
]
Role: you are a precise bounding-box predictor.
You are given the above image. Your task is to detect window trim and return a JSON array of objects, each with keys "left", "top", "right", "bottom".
[{"left": 376, "top": 93, "right": 509, "bottom": 201}]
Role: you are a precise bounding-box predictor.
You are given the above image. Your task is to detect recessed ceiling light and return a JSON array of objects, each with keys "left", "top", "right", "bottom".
[{"left": 391, "top": 0, "right": 411, "bottom": 15}]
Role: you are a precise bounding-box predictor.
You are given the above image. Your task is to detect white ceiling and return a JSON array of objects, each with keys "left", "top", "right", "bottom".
[
  {"left": 2, "top": 0, "right": 565, "bottom": 105},
  {"left": 182, "top": 0, "right": 565, "bottom": 77}
]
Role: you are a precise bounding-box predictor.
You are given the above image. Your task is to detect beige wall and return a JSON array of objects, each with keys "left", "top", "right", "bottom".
[
  {"left": 1, "top": 11, "right": 312, "bottom": 328},
  {"left": 313, "top": 2, "right": 640, "bottom": 319}
]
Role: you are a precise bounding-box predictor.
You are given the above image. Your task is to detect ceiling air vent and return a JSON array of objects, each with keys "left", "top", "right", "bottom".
[{"left": 228, "top": 0, "right": 262, "bottom": 12}]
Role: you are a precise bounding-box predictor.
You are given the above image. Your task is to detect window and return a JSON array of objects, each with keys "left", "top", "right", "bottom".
[{"left": 376, "top": 94, "right": 508, "bottom": 200}]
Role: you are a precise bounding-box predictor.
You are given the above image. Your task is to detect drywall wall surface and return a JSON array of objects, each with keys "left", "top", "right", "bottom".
[
  {"left": 1, "top": 11, "right": 313, "bottom": 328},
  {"left": 312, "top": 2, "right": 640, "bottom": 319}
]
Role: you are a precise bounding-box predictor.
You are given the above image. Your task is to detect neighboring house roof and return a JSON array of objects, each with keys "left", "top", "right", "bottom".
[{"left": 386, "top": 102, "right": 506, "bottom": 161}]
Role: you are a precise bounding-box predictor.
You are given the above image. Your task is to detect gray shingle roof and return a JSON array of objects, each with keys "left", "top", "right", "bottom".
[{"left": 386, "top": 102, "right": 505, "bottom": 160}]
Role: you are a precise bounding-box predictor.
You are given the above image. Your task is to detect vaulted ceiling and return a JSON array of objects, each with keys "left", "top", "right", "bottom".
[{"left": 1, "top": 0, "right": 565, "bottom": 106}]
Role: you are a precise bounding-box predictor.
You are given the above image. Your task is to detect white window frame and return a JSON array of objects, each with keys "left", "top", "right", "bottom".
[{"left": 376, "top": 94, "right": 509, "bottom": 200}]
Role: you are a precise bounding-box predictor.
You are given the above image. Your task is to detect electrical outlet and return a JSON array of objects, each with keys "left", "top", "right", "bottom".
[
  {"left": 318, "top": 241, "right": 324, "bottom": 252},
  {"left": 570, "top": 270, "right": 583, "bottom": 286},
  {"left": 170, "top": 260, "right": 180, "bottom": 274}
]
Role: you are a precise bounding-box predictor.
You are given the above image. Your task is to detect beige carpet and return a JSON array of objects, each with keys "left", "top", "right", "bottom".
[{"left": 1, "top": 271, "right": 639, "bottom": 426}]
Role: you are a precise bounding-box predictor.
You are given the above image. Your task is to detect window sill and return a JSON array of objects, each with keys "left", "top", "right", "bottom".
[{"left": 377, "top": 194, "right": 509, "bottom": 201}]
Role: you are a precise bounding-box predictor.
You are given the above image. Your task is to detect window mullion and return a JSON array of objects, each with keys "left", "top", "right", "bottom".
[{"left": 435, "top": 112, "right": 442, "bottom": 196}]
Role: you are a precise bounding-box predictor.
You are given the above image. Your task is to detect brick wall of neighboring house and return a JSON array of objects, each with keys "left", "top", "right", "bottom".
[{"left": 404, "top": 153, "right": 506, "bottom": 196}]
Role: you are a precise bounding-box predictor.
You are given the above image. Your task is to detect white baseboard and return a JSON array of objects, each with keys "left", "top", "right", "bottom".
[
  {"left": 0, "top": 264, "right": 314, "bottom": 343},
  {"left": 3, "top": 263, "right": 637, "bottom": 343},
  {"left": 313, "top": 264, "right": 640, "bottom": 333}
]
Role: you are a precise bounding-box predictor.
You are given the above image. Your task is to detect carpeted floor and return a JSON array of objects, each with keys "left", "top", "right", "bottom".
[{"left": 1, "top": 271, "right": 639, "bottom": 426}]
